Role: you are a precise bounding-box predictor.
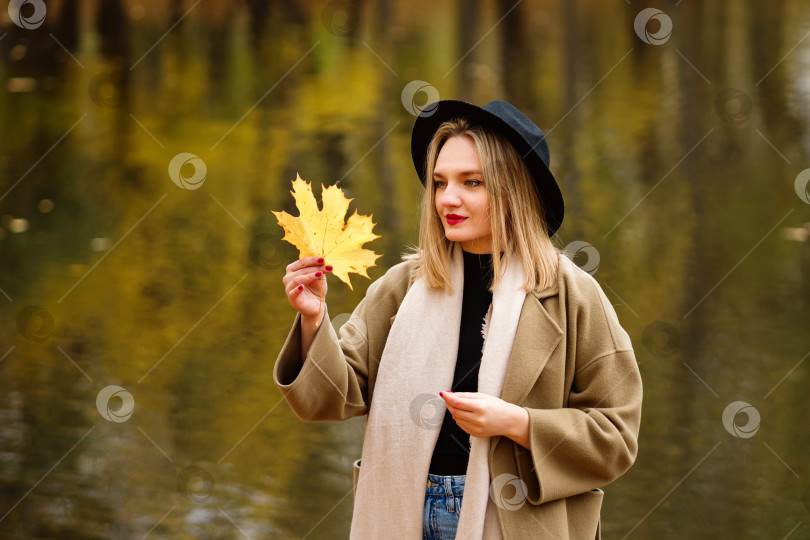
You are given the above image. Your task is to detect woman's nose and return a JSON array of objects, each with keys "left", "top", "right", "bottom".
[{"left": 438, "top": 185, "right": 461, "bottom": 207}]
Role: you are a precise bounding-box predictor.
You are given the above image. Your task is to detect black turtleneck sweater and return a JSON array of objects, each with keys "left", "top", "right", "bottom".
[{"left": 429, "top": 249, "right": 494, "bottom": 475}]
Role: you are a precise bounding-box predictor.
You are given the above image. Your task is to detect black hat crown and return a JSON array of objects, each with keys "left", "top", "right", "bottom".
[{"left": 481, "top": 100, "right": 551, "bottom": 169}]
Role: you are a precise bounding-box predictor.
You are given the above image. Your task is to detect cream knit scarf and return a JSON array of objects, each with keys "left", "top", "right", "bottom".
[{"left": 350, "top": 242, "right": 527, "bottom": 539}]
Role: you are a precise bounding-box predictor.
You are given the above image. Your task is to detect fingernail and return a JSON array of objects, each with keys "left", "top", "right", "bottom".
[
  {"left": 315, "top": 271, "right": 322, "bottom": 277},
  {"left": 317, "top": 257, "right": 324, "bottom": 264},
  {"left": 298, "top": 285, "right": 303, "bottom": 290},
  {"left": 326, "top": 265, "right": 333, "bottom": 271},
  {"left": 439, "top": 391, "right": 444, "bottom": 397}
]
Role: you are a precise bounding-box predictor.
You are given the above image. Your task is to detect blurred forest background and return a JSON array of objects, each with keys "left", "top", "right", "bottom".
[{"left": 1, "top": 0, "right": 809, "bottom": 538}]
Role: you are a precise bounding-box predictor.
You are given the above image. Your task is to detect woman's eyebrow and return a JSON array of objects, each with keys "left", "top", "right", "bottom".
[{"left": 432, "top": 169, "right": 483, "bottom": 178}]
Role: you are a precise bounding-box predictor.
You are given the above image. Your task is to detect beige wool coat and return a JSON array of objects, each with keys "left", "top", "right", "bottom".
[{"left": 274, "top": 253, "right": 643, "bottom": 539}]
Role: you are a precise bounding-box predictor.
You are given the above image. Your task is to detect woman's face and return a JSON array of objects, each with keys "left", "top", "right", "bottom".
[{"left": 433, "top": 135, "right": 492, "bottom": 254}]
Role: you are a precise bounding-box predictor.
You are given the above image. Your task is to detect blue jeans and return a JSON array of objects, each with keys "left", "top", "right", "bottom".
[{"left": 423, "top": 473, "right": 465, "bottom": 540}]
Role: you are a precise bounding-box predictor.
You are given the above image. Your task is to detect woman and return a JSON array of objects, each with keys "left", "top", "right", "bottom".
[{"left": 275, "top": 100, "right": 642, "bottom": 540}]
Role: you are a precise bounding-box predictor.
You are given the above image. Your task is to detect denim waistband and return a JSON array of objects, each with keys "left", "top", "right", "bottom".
[{"left": 425, "top": 473, "right": 466, "bottom": 496}]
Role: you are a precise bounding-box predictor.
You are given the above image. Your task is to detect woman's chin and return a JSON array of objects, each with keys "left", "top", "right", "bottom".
[{"left": 444, "top": 232, "right": 467, "bottom": 244}]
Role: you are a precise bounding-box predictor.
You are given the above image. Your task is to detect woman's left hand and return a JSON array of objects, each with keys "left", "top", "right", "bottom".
[{"left": 440, "top": 391, "right": 530, "bottom": 448}]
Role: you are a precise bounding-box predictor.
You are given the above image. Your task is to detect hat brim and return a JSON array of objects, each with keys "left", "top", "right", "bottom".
[{"left": 410, "top": 99, "right": 564, "bottom": 236}]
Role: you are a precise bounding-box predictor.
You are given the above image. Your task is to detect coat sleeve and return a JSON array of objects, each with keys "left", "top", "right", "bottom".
[
  {"left": 273, "top": 260, "right": 415, "bottom": 421},
  {"left": 517, "top": 269, "right": 643, "bottom": 505}
]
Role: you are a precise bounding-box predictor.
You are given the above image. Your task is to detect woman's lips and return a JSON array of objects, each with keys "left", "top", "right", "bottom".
[{"left": 446, "top": 215, "right": 467, "bottom": 225}]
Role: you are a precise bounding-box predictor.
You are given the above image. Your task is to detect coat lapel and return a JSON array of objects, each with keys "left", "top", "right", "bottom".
[{"left": 500, "top": 286, "right": 563, "bottom": 405}]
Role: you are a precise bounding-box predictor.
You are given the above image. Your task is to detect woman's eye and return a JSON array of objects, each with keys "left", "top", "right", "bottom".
[{"left": 433, "top": 179, "right": 480, "bottom": 188}]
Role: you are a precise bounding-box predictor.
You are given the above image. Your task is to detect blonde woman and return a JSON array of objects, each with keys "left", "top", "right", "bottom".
[{"left": 276, "top": 100, "right": 642, "bottom": 539}]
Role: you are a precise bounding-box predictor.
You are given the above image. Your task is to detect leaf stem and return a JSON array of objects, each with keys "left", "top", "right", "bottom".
[{"left": 315, "top": 272, "right": 324, "bottom": 327}]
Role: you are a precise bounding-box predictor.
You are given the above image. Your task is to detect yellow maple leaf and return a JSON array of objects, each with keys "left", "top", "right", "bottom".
[{"left": 272, "top": 173, "right": 381, "bottom": 290}]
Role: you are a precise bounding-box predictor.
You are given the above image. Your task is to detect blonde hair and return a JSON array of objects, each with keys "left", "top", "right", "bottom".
[{"left": 403, "top": 118, "right": 561, "bottom": 294}]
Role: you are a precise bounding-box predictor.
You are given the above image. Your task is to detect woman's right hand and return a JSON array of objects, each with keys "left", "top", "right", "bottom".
[{"left": 283, "top": 256, "right": 333, "bottom": 319}]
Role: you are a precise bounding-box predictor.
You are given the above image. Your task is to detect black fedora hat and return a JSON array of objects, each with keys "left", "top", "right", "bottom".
[{"left": 410, "top": 99, "right": 564, "bottom": 236}]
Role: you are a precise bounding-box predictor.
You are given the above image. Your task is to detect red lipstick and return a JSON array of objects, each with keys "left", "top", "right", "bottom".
[{"left": 446, "top": 214, "right": 467, "bottom": 225}]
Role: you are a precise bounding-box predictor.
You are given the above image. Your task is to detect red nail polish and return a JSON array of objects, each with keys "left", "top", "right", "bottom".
[
  {"left": 315, "top": 271, "right": 322, "bottom": 277},
  {"left": 317, "top": 257, "right": 324, "bottom": 263},
  {"left": 326, "top": 265, "right": 333, "bottom": 271},
  {"left": 439, "top": 391, "right": 444, "bottom": 397},
  {"left": 298, "top": 285, "right": 303, "bottom": 290}
]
